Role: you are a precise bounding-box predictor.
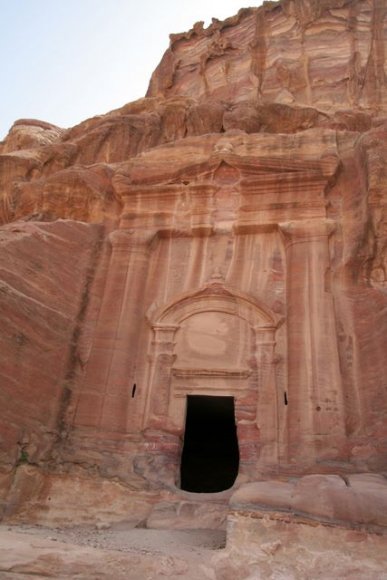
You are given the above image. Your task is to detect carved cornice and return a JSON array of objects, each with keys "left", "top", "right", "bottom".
[
  {"left": 108, "top": 228, "right": 157, "bottom": 250},
  {"left": 172, "top": 367, "right": 252, "bottom": 379},
  {"left": 279, "top": 218, "right": 336, "bottom": 245},
  {"left": 112, "top": 133, "right": 339, "bottom": 195}
]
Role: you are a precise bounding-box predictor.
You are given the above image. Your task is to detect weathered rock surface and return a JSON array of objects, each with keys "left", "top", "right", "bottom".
[
  {"left": 0, "top": 3, "right": 387, "bottom": 575},
  {"left": 148, "top": 0, "right": 387, "bottom": 114},
  {"left": 220, "top": 511, "right": 387, "bottom": 579},
  {"left": 0, "top": 528, "right": 200, "bottom": 579},
  {"left": 1, "top": 520, "right": 387, "bottom": 579},
  {"left": 0, "top": 119, "right": 64, "bottom": 154},
  {"left": 231, "top": 473, "right": 387, "bottom": 529},
  {"left": 0, "top": 220, "right": 102, "bottom": 515}
]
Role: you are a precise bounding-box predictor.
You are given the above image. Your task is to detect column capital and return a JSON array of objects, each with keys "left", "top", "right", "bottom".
[
  {"left": 108, "top": 228, "right": 157, "bottom": 251},
  {"left": 278, "top": 218, "right": 336, "bottom": 243}
]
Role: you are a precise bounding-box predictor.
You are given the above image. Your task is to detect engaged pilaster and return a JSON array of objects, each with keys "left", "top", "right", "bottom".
[
  {"left": 279, "top": 219, "right": 346, "bottom": 466},
  {"left": 73, "top": 228, "right": 156, "bottom": 433}
]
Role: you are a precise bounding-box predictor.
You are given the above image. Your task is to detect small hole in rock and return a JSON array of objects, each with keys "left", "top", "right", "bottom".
[{"left": 132, "top": 384, "right": 137, "bottom": 398}]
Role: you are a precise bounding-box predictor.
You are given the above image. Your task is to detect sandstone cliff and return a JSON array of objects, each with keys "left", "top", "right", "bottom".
[{"left": 0, "top": 1, "right": 387, "bottom": 568}]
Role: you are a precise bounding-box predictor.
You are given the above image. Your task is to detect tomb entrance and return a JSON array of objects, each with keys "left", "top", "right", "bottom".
[
  {"left": 145, "top": 284, "right": 281, "bottom": 481},
  {"left": 180, "top": 395, "right": 239, "bottom": 493}
]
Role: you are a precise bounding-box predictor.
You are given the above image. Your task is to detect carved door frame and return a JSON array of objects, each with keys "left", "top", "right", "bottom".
[{"left": 144, "top": 282, "right": 282, "bottom": 477}]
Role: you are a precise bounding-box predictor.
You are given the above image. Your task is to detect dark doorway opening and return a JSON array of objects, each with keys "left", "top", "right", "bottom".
[{"left": 180, "top": 395, "right": 239, "bottom": 493}]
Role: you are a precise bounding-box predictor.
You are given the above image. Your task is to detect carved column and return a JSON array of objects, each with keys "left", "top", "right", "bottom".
[
  {"left": 74, "top": 228, "right": 155, "bottom": 432},
  {"left": 254, "top": 325, "right": 278, "bottom": 469},
  {"left": 144, "top": 324, "right": 178, "bottom": 429},
  {"left": 279, "top": 219, "right": 346, "bottom": 466},
  {"left": 236, "top": 324, "right": 277, "bottom": 476}
]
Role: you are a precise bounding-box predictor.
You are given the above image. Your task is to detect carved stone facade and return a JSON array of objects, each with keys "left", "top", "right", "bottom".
[
  {"left": 49, "top": 130, "right": 359, "bottom": 488},
  {"left": 1, "top": 3, "right": 387, "bottom": 556}
]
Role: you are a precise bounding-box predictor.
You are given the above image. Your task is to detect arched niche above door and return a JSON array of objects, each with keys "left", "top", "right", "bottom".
[
  {"left": 144, "top": 281, "right": 282, "bottom": 424},
  {"left": 147, "top": 282, "right": 281, "bottom": 332}
]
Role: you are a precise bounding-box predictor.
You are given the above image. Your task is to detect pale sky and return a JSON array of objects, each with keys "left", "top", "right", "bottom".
[{"left": 0, "top": 0, "right": 264, "bottom": 139}]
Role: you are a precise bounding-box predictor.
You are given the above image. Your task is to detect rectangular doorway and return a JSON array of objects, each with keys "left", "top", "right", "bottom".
[{"left": 180, "top": 395, "right": 239, "bottom": 493}]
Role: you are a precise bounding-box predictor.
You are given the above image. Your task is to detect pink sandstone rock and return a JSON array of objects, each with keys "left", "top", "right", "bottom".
[
  {"left": 231, "top": 473, "right": 387, "bottom": 528},
  {"left": 147, "top": 0, "right": 387, "bottom": 114},
  {"left": 0, "top": 3, "right": 386, "bottom": 562}
]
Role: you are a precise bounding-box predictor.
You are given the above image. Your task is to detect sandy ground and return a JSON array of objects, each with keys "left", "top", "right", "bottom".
[
  {"left": 1, "top": 522, "right": 226, "bottom": 554},
  {"left": 0, "top": 523, "right": 227, "bottom": 579},
  {"left": 2, "top": 521, "right": 387, "bottom": 579}
]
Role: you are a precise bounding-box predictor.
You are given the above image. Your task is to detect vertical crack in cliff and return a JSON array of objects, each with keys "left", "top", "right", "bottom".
[
  {"left": 0, "top": 188, "right": 14, "bottom": 225},
  {"left": 361, "top": 0, "right": 386, "bottom": 110},
  {"left": 250, "top": 8, "right": 268, "bottom": 100},
  {"left": 54, "top": 224, "right": 105, "bottom": 446},
  {"left": 373, "top": 0, "right": 386, "bottom": 110},
  {"left": 347, "top": 0, "right": 362, "bottom": 107},
  {"left": 300, "top": 28, "right": 312, "bottom": 107}
]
